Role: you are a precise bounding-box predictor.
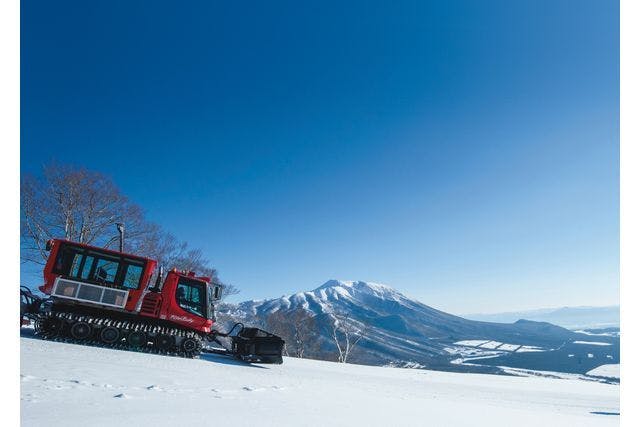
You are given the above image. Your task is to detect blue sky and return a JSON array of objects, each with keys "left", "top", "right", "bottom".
[{"left": 21, "top": 1, "right": 619, "bottom": 314}]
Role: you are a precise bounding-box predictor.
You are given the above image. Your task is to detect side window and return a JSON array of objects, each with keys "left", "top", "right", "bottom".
[
  {"left": 55, "top": 247, "right": 83, "bottom": 277},
  {"left": 176, "top": 281, "right": 205, "bottom": 317},
  {"left": 122, "top": 264, "right": 143, "bottom": 289},
  {"left": 52, "top": 246, "right": 149, "bottom": 290},
  {"left": 70, "top": 253, "right": 83, "bottom": 277},
  {"left": 93, "top": 257, "right": 118, "bottom": 284},
  {"left": 79, "top": 256, "right": 95, "bottom": 279}
]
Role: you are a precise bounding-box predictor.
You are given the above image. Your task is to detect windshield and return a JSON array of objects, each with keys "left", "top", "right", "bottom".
[{"left": 175, "top": 278, "right": 207, "bottom": 318}]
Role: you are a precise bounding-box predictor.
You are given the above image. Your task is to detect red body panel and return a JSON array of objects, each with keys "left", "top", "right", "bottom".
[
  {"left": 153, "top": 271, "right": 213, "bottom": 333},
  {"left": 40, "top": 239, "right": 214, "bottom": 334},
  {"left": 40, "top": 240, "right": 157, "bottom": 312}
]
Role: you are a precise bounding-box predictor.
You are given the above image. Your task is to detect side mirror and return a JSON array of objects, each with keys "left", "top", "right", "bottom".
[
  {"left": 214, "top": 285, "right": 222, "bottom": 300},
  {"left": 45, "top": 240, "right": 53, "bottom": 251}
]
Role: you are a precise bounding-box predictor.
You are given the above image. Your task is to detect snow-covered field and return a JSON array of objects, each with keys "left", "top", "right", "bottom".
[
  {"left": 575, "top": 330, "right": 620, "bottom": 337},
  {"left": 453, "top": 340, "right": 547, "bottom": 354},
  {"left": 573, "top": 341, "right": 613, "bottom": 346},
  {"left": 587, "top": 364, "right": 620, "bottom": 379},
  {"left": 21, "top": 337, "right": 620, "bottom": 427},
  {"left": 516, "top": 345, "right": 545, "bottom": 352}
]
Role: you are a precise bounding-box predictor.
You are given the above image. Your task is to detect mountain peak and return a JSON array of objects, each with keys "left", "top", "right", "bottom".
[{"left": 316, "top": 279, "right": 396, "bottom": 293}]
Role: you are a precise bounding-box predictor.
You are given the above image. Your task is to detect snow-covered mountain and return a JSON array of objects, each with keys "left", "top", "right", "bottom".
[{"left": 221, "top": 280, "right": 600, "bottom": 372}]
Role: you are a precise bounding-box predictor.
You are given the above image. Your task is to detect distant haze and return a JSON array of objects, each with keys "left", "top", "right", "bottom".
[{"left": 463, "top": 306, "right": 620, "bottom": 329}]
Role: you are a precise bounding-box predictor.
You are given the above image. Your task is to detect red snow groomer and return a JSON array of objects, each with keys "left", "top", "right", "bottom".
[{"left": 20, "top": 238, "right": 284, "bottom": 363}]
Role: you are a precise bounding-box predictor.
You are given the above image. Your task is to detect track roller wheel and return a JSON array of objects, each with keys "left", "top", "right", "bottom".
[
  {"left": 36, "top": 316, "right": 65, "bottom": 338},
  {"left": 127, "top": 331, "right": 147, "bottom": 347},
  {"left": 99, "top": 326, "right": 120, "bottom": 344},
  {"left": 155, "top": 334, "right": 175, "bottom": 351},
  {"left": 70, "top": 321, "right": 93, "bottom": 340},
  {"left": 181, "top": 337, "right": 201, "bottom": 356}
]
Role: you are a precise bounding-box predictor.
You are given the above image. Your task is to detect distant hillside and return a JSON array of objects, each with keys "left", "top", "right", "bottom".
[{"left": 464, "top": 305, "right": 620, "bottom": 329}]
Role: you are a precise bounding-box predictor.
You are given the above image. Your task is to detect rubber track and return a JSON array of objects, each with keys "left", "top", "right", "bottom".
[{"left": 33, "top": 311, "right": 204, "bottom": 358}]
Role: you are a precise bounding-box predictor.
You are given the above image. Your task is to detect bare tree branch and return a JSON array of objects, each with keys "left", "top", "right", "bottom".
[
  {"left": 265, "top": 308, "right": 319, "bottom": 358},
  {"left": 327, "top": 313, "right": 369, "bottom": 363},
  {"left": 21, "top": 162, "right": 232, "bottom": 293}
]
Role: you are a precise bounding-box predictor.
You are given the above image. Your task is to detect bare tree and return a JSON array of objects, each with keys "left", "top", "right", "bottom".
[
  {"left": 219, "top": 283, "right": 241, "bottom": 300},
  {"left": 20, "top": 162, "right": 236, "bottom": 296},
  {"left": 265, "top": 311, "right": 291, "bottom": 356},
  {"left": 327, "top": 313, "right": 368, "bottom": 363},
  {"left": 135, "top": 226, "right": 238, "bottom": 298},
  {"left": 21, "top": 164, "right": 150, "bottom": 264},
  {"left": 265, "top": 308, "right": 318, "bottom": 358}
]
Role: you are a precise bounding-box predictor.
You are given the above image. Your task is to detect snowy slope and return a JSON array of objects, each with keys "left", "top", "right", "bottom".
[
  {"left": 21, "top": 336, "right": 619, "bottom": 427},
  {"left": 587, "top": 364, "right": 620, "bottom": 379}
]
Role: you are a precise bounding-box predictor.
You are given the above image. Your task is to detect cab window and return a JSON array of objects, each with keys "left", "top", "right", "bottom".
[
  {"left": 93, "top": 257, "right": 119, "bottom": 284},
  {"left": 122, "top": 263, "right": 144, "bottom": 289},
  {"left": 52, "top": 243, "right": 147, "bottom": 290},
  {"left": 79, "top": 256, "right": 95, "bottom": 279},
  {"left": 54, "top": 246, "right": 83, "bottom": 276},
  {"left": 70, "top": 253, "right": 83, "bottom": 277},
  {"left": 175, "top": 279, "right": 206, "bottom": 318}
]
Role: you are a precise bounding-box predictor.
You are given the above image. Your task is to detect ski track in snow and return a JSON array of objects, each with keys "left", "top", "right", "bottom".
[{"left": 21, "top": 337, "right": 619, "bottom": 427}]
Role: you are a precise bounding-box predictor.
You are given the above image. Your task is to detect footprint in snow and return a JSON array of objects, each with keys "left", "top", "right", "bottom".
[
  {"left": 209, "top": 389, "right": 223, "bottom": 398},
  {"left": 94, "top": 383, "right": 113, "bottom": 389},
  {"left": 146, "top": 385, "right": 162, "bottom": 391},
  {"left": 113, "top": 393, "right": 131, "bottom": 399},
  {"left": 242, "top": 386, "right": 283, "bottom": 392}
]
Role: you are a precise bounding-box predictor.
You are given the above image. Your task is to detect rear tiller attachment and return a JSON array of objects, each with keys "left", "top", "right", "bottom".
[{"left": 206, "top": 323, "right": 285, "bottom": 364}]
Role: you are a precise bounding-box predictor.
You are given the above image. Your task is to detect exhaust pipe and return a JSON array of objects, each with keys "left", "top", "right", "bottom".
[
  {"left": 155, "top": 265, "right": 164, "bottom": 291},
  {"left": 116, "top": 223, "right": 125, "bottom": 252}
]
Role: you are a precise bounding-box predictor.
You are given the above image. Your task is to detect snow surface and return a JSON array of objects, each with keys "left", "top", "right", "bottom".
[
  {"left": 575, "top": 330, "right": 620, "bottom": 337},
  {"left": 454, "top": 340, "right": 490, "bottom": 346},
  {"left": 587, "top": 364, "right": 620, "bottom": 379},
  {"left": 479, "top": 340, "right": 505, "bottom": 349},
  {"left": 453, "top": 341, "right": 548, "bottom": 356},
  {"left": 21, "top": 337, "right": 619, "bottom": 426},
  {"left": 497, "top": 343, "right": 520, "bottom": 351},
  {"left": 573, "top": 341, "right": 612, "bottom": 346},
  {"left": 516, "top": 345, "right": 545, "bottom": 353}
]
